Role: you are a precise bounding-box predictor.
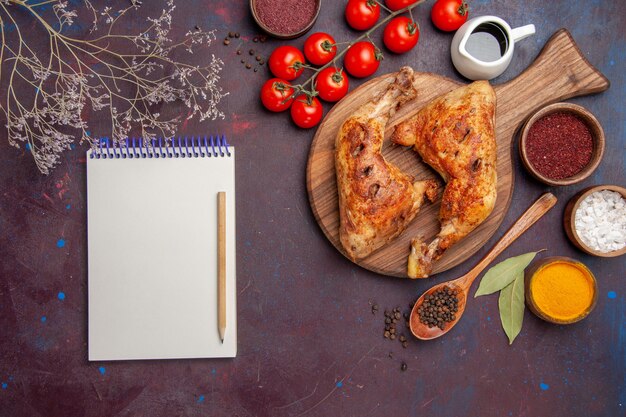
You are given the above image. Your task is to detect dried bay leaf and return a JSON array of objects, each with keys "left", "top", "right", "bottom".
[
  {"left": 474, "top": 251, "right": 542, "bottom": 297},
  {"left": 498, "top": 271, "right": 525, "bottom": 344}
]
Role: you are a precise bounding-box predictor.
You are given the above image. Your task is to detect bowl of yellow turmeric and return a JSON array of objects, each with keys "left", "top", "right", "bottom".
[{"left": 525, "top": 257, "right": 597, "bottom": 324}]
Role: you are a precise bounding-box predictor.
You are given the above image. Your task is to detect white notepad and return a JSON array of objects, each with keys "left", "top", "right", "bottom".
[{"left": 87, "top": 137, "right": 236, "bottom": 361}]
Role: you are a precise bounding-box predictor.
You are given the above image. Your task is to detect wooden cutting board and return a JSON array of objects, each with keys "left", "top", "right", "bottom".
[{"left": 306, "top": 29, "right": 609, "bottom": 278}]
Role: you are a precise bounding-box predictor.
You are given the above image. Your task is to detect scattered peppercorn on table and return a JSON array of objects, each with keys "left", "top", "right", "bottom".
[{"left": 0, "top": 1, "right": 624, "bottom": 416}]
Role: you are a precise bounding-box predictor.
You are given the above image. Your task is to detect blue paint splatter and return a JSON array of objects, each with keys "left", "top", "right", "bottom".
[
  {"left": 1, "top": 383, "right": 7, "bottom": 390},
  {"left": 25, "top": 143, "right": 31, "bottom": 151},
  {"left": 197, "top": 395, "right": 205, "bottom": 403},
  {"left": 487, "top": 316, "right": 491, "bottom": 321},
  {"left": 57, "top": 292, "right": 66, "bottom": 301},
  {"left": 608, "top": 291, "right": 617, "bottom": 299},
  {"left": 609, "top": 60, "right": 615, "bottom": 66},
  {"left": 56, "top": 238, "right": 66, "bottom": 248},
  {"left": 41, "top": 316, "right": 47, "bottom": 323},
  {"left": 86, "top": 131, "right": 91, "bottom": 137},
  {"left": 540, "top": 382, "right": 550, "bottom": 391},
  {"left": 2, "top": 23, "right": 16, "bottom": 33},
  {"left": 211, "top": 368, "right": 216, "bottom": 375},
  {"left": 336, "top": 381, "right": 343, "bottom": 388},
  {"left": 66, "top": 204, "right": 71, "bottom": 210},
  {"left": 99, "top": 367, "right": 106, "bottom": 375},
  {"left": 70, "top": 143, "right": 76, "bottom": 150}
]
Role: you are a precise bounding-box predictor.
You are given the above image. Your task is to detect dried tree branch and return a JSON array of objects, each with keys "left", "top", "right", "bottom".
[{"left": 0, "top": 0, "right": 227, "bottom": 174}]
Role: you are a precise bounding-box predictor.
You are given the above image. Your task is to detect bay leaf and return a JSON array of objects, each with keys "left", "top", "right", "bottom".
[
  {"left": 498, "top": 271, "right": 525, "bottom": 345},
  {"left": 474, "top": 251, "right": 542, "bottom": 297}
]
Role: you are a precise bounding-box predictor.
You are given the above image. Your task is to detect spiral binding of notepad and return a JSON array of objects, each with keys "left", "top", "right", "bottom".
[{"left": 89, "top": 135, "right": 231, "bottom": 159}]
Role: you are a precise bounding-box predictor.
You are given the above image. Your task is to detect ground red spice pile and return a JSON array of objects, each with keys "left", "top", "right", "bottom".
[
  {"left": 255, "top": 0, "right": 317, "bottom": 35},
  {"left": 525, "top": 112, "right": 593, "bottom": 180}
]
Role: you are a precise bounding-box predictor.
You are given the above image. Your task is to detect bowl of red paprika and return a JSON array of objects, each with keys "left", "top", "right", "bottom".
[
  {"left": 250, "top": 0, "right": 321, "bottom": 39},
  {"left": 519, "top": 102, "right": 605, "bottom": 187}
]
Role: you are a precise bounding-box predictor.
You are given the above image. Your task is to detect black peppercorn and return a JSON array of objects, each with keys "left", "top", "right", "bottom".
[{"left": 417, "top": 286, "right": 459, "bottom": 331}]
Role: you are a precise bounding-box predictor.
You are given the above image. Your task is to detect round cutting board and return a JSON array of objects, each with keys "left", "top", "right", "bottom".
[{"left": 306, "top": 30, "right": 609, "bottom": 278}]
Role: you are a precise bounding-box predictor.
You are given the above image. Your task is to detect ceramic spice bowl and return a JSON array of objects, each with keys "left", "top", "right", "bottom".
[
  {"left": 250, "top": 0, "right": 321, "bottom": 39},
  {"left": 525, "top": 256, "right": 598, "bottom": 325},
  {"left": 519, "top": 102, "right": 605, "bottom": 186},
  {"left": 564, "top": 184, "right": 626, "bottom": 257}
]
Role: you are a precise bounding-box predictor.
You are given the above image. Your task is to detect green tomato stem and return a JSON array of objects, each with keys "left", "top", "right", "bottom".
[{"left": 287, "top": 0, "right": 429, "bottom": 101}]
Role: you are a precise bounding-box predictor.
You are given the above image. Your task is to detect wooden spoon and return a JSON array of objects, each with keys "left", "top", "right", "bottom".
[{"left": 409, "top": 193, "right": 557, "bottom": 340}]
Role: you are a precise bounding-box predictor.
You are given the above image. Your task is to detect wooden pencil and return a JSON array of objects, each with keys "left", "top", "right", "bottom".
[{"left": 218, "top": 192, "right": 226, "bottom": 343}]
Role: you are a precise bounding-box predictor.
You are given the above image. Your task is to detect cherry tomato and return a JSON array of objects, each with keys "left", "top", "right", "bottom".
[
  {"left": 260, "top": 78, "right": 294, "bottom": 112},
  {"left": 431, "top": 0, "right": 469, "bottom": 32},
  {"left": 345, "top": 0, "right": 380, "bottom": 31},
  {"left": 385, "top": 0, "right": 418, "bottom": 11},
  {"left": 291, "top": 96, "right": 323, "bottom": 129},
  {"left": 315, "top": 67, "right": 349, "bottom": 102},
  {"left": 303, "top": 32, "right": 337, "bottom": 66},
  {"left": 344, "top": 41, "right": 382, "bottom": 78},
  {"left": 383, "top": 17, "right": 419, "bottom": 54},
  {"left": 268, "top": 46, "right": 306, "bottom": 81}
]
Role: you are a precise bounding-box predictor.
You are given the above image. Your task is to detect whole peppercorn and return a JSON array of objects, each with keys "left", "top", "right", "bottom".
[{"left": 417, "top": 286, "right": 459, "bottom": 330}]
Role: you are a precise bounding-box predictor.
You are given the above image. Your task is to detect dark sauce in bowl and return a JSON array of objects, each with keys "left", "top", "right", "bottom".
[{"left": 464, "top": 22, "right": 509, "bottom": 62}]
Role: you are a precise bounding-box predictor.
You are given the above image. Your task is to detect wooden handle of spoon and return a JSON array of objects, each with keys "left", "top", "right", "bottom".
[{"left": 459, "top": 193, "right": 557, "bottom": 288}]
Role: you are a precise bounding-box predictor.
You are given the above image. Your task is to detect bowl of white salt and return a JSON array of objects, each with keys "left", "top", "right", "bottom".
[{"left": 564, "top": 185, "right": 626, "bottom": 257}]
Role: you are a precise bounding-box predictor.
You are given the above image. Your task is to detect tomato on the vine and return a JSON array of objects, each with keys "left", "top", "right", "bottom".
[
  {"left": 303, "top": 32, "right": 337, "bottom": 66},
  {"left": 260, "top": 78, "right": 294, "bottom": 112},
  {"left": 431, "top": 0, "right": 469, "bottom": 32},
  {"left": 383, "top": 16, "right": 419, "bottom": 54},
  {"left": 291, "top": 96, "right": 323, "bottom": 129},
  {"left": 344, "top": 41, "right": 382, "bottom": 78},
  {"left": 345, "top": 0, "right": 380, "bottom": 31},
  {"left": 268, "top": 46, "right": 306, "bottom": 81},
  {"left": 315, "top": 67, "right": 349, "bottom": 102},
  {"left": 385, "top": 0, "right": 419, "bottom": 11}
]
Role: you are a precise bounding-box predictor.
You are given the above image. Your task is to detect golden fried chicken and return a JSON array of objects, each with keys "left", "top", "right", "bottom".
[
  {"left": 336, "top": 67, "right": 438, "bottom": 261},
  {"left": 391, "top": 81, "right": 497, "bottom": 278}
]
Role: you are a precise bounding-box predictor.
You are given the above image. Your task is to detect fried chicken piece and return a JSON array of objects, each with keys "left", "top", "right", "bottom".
[
  {"left": 391, "top": 81, "right": 497, "bottom": 278},
  {"left": 336, "top": 67, "right": 438, "bottom": 261}
]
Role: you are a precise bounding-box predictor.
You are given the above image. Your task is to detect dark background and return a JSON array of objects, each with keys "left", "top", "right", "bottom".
[{"left": 1, "top": 1, "right": 624, "bottom": 416}]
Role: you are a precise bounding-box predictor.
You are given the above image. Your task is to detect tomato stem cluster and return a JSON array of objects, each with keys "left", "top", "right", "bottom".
[{"left": 286, "top": 0, "right": 428, "bottom": 103}]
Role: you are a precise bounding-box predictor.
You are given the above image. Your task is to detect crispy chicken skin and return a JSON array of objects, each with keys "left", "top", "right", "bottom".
[
  {"left": 336, "top": 67, "right": 438, "bottom": 261},
  {"left": 391, "top": 81, "right": 497, "bottom": 278}
]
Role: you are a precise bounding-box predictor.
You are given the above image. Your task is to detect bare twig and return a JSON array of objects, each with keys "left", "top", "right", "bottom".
[{"left": 0, "top": 0, "right": 227, "bottom": 174}]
